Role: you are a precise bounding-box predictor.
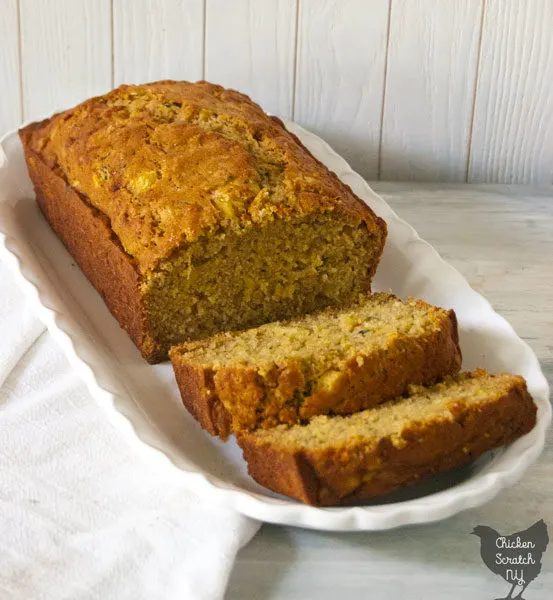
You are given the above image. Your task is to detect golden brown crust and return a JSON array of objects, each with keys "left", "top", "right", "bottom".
[
  {"left": 23, "top": 80, "right": 387, "bottom": 273},
  {"left": 171, "top": 361, "right": 232, "bottom": 437},
  {"left": 169, "top": 305, "right": 462, "bottom": 439},
  {"left": 19, "top": 122, "right": 162, "bottom": 363},
  {"left": 237, "top": 379, "right": 537, "bottom": 506}
]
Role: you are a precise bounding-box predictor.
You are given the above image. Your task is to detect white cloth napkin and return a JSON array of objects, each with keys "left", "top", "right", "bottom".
[{"left": 0, "top": 258, "right": 260, "bottom": 600}]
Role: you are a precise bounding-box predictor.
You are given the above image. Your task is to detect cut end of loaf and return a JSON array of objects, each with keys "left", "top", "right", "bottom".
[{"left": 147, "top": 211, "right": 384, "bottom": 360}]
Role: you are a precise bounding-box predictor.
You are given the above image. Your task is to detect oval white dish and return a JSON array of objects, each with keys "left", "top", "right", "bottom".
[{"left": 0, "top": 122, "right": 550, "bottom": 532}]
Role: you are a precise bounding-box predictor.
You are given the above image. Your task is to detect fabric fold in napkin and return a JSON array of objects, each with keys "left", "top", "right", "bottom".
[{"left": 0, "top": 258, "right": 260, "bottom": 600}]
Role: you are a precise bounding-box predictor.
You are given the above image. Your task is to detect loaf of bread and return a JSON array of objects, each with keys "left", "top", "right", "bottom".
[
  {"left": 19, "top": 81, "right": 387, "bottom": 362},
  {"left": 237, "top": 370, "right": 537, "bottom": 506},
  {"left": 170, "top": 293, "right": 462, "bottom": 438}
]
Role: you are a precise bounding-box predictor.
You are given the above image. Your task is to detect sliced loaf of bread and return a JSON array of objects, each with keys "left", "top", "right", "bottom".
[
  {"left": 237, "top": 370, "right": 537, "bottom": 506},
  {"left": 170, "top": 293, "right": 461, "bottom": 438}
]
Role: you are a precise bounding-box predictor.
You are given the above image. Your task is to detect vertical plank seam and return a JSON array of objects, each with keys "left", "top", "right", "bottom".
[
  {"left": 465, "top": 0, "right": 487, "bottom": 183},
  {"left": 291, "top": 0, "right": 300, "bottom": 120},
  {"left": 16, "top": 0, "right": 24, "bottom": 121},
  {"left": 202, "top": 0, "right": 207, "bottom": 80},
  {"left": 110, "top": 0, "right": 115, "bottom": 88},
  {"left": 376, "top": 0, "right": 393, "bottom": 181}
]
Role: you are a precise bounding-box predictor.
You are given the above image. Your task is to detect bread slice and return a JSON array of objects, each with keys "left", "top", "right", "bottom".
[
  {"left": 237, "top": 370, "right": 537, "bottom": 506},
  {"left": 170, "top": 293, "right": 462, "bottom": 438}
]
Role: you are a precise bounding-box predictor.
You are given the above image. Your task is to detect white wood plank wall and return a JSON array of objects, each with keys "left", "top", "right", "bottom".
[{"left": 1, "top": 0, "right": 552, "bottom": 185}]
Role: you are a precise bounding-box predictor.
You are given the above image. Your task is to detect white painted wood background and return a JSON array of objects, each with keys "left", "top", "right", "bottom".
[{"left": 1, "top": 0, "right": 553, "bottom": 184}]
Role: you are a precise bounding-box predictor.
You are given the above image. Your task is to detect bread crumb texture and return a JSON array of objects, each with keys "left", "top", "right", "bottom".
[{"left": 174, "top": 293, "right": 452, "bottom": 369}]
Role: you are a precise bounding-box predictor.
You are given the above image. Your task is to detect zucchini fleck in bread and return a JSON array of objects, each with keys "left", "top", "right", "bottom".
[
  {"left": 237, "top": 370, "right": 537, "bottom": 506},
  {"left": 19, "top": 81, "right": 387, "bottom": 363},
  {"left": 170, "top": 293, "right": 462, "bottom": 439}
]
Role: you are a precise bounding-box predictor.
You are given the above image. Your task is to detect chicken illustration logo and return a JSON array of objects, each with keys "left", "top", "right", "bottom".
[{"left": 471, "top": 519, "right": 549, "bottom": 599}]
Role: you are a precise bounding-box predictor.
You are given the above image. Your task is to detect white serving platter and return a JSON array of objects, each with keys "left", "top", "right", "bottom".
[{"left": 0, "top": 122, "right": 550, "bottom": 532}]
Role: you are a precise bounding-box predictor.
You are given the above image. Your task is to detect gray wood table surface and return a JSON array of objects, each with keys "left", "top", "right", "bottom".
[{"left": 226, "top": 183, "right": 553, "bottom": 600}]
